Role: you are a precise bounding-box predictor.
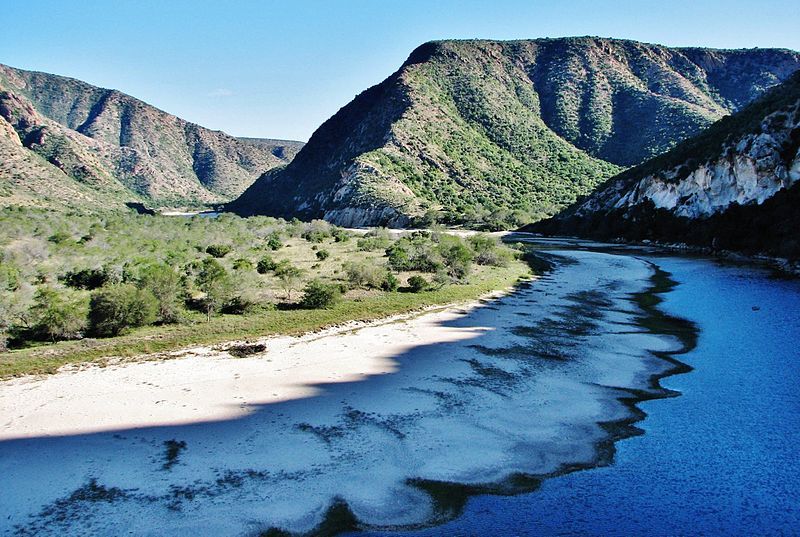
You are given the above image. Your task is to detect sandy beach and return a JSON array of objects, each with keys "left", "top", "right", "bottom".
[{"left": 0, "top": 248, "right": 683, "bottom": 536}]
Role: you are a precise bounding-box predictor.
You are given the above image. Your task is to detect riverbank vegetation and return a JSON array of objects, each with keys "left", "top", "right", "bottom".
[{"left": 0, "top": 207, "right": 531, "bottom": 377}]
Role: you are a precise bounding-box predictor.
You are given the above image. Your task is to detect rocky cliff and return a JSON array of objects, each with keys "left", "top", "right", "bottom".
[
  {"left": 0, "top": 63, "right": 303, "bottom": 209},
  {"left": 230, "top": 37, "right": 800, "bottom": 228},
  {"left": 530, "top": 70, "right": 800, "bottom": 259}
]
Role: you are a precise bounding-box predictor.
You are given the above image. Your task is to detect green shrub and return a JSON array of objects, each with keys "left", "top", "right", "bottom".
[
  {"left": 195, "top": 259, "right": 234, "bottom": 320},
  {"left": 256, "top": 255, "right": 277, "bottom": 274},
  {"left": 301, "top": 220, "right": 332, "bottom": 243},
  {"left": 88, "top": 284, "right": 157, "bottom": 337},
  {"left": 344, "top": 261, "right": 387, "bottom": 289},
  {"left": 138, "top": 263, "right": 183, "bottom": 324},
  {"left": 47, "top": 231, "right": 71, "bottom": 244},
  {"left": 407, "top": 275, "right": 429, "bottom": 293},
  {"left": 61, "top": 267, "right": 109, "bottom": 290},
  {"left": 30, "top": 286, "right": 86, "bottom": 342},
  {"left": 381, "top": 272, "right": 399, "bottom": 292},
  {"left": 357, "top": 228, "right": 392, "bottom": 251},
  {"left": 332, "top": 228, "right": 351, "bottom": 243},
  {"left": 265, "top": 232, "right": 283, "bottom": 250},
  {"left": 438, "top": 236, "right": 474, "bottom": 280},
  {"left": 300, "top": 279, "right": 341, "bottom": 309},
  {"left": 274, "top": 261, "right": 304, "bottom": 300},
  {"left": 315, "top": 249, "right": 330, "bottom": 261},
  {"left": 233, "top": 258, "right": 253, "bottom": 271},
  {"left": 205, "top": 244, "right": 232, "bottom": 258},
  {"left": 468, "top": 234, "right": 510, "bottom": 267}
]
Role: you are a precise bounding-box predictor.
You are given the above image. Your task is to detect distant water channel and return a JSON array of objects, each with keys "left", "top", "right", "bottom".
[{"left": 366, "top": 245, "right": 800, "bottom": 536}]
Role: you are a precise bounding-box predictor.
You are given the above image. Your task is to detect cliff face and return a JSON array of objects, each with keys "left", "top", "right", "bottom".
[
  {"left": 230, "top": 38, "right": 800, "bottom": 228},
  {"left": 0, "top": 63, "right": 303, "bottom": 209},
  {"left": 531, "top": 71, "right": 800, "bottom": 259}
]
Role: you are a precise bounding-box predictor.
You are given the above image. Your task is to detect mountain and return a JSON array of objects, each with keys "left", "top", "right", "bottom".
[
  {"left": 229, "top": 37, "right": 800, "bottom": 228},
  {"left": 528, "top": 70, "right": 800, "bottom": 259},
  {"left": 0, "top": 63, "right": 303, "bottom": 209}
]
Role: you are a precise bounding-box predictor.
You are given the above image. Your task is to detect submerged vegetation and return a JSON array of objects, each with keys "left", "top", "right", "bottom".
[{"left": 0, "top": 207, "right": 529, "bottom": 376}]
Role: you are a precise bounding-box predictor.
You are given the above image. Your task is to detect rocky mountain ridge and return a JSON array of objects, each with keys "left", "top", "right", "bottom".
[
  {"left": 230, "top": 37, "right": 800, "bottom": 228},
  {"left": 0, "top": 63, "right": 303, "bottom": 209},
  {"left": 529, "top": 70, "right": 800, "bottom": 258}
]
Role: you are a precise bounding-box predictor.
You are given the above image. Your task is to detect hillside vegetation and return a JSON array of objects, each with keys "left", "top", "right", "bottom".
[
  {"left": 230, "top": 37, "right": 800, "bottom": 228},
  {"left": 0, "top": 208, "right": 531, "bottom": 376},
  {"left": 0, "top": 63, "right": 303, "bottom": 209}
]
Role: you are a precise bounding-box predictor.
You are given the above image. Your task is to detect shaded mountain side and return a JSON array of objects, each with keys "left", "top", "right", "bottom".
[
  {"left": 230, "top": 37, "right": 800, "bottom": 228},
  {"left": 0, "top": 63, "right": 303, "bottom": 208},
  {"left": 528, "top": 71, "right": 800, "bottom": 259}
]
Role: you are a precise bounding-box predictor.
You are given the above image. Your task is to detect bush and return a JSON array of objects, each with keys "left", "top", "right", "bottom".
[
  {"left": 381, "top": 271, "right": 399, "bottom": 292},
  {"left": 468, "top": 234, "right": 510, "bottom": 267},
  {"left": 256, "top": 255, "right": 277, "bottom": 274},
  {"left": 386, "top": 233, "right": 443, "bottom": 272},
  {"left": 331, "top": 228, "right": 350, "bottom": 243},
  {"left": 195, "top": 259, "right": 234, "bottom": 320},
  {"left": 233, "top": 258, "right": 253, "bottom": 271},
  {"left": 47, "top": 231, "right": 71, "bottom": 244},
  {"left": 30, "top": 286, "right": 86, "bottom": 342},
  {"left": 357, "top": 228, "right": 392, "bottom": 251},
  {"left": 61, "top": 267, "right": 109, "bottom": 290},
  {"left": 206, "top": 244, "right": 232, "bottom": 258},
  {"left": 300, "top": 279, "right": 341, "bottom": 309},
  {"left": 138, "top": 263, "right": 183, "bottom": 324},
  {"left": 315, "top": 249, "right": 330, "bottom": 261},
  {"left": 407, "top": 275, "right": 429, "bottom": 293},
  {"left": 438, "top": 236, "right": 474, "bottom": 280},
  {"left": 88, "top": 284, "right": 158, "bottom": 337},
  {"left": 344, "top": 261, "right": 388, "bottom": 289},
  {"left": 265, "top": 232, "right": 283, "bottom": 250},
  {"left": 274, "top": 261, "right": 304, "bottom": 300},
  {"left": 301, "top": 220, "right": 332, "bottom": 243}
]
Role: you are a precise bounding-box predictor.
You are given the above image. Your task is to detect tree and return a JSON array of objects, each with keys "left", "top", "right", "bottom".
[
  {"left": 139, "top": 263, "right": 183, "bottom": 323},
  {"left": 195, "top": 258, "right": 233, "bottom": 320},
  {"left": 300, "top": 279, "right": 341, "bottom": 309},
  {"left": 29, "top": 286, "right": 86, "bottom": 342},
  {"left": 88, "top": 284, "right": 157, "bottom": 337},
  {"left": 274, "top": 261, "right": 304, "bottom": 300}
]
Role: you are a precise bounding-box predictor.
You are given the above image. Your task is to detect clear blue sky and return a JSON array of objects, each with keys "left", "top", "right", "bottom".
[{"left": 2, "top": 0, "right": 798, "bottom": 141}]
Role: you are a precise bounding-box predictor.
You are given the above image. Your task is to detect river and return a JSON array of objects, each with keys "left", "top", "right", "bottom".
[
  {"left": 363, "top": 239, "right": 800, "bottom": 536},
  {"left": 1, "top": 241, "right": 798, "bottom": 535}
]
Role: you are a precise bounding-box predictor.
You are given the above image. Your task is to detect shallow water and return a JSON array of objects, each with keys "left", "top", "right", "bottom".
[{"left": 367, "top": 255, "right": 800, "bottom": 536}]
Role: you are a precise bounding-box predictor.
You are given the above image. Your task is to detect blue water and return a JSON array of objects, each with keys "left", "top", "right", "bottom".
[{"left": 365, "top": 256, "right": 800, "bottom": 536}]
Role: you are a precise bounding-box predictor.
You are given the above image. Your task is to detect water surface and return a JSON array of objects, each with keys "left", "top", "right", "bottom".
[{"left": 371, "top": 254, "right": 800, "bottom": 536}]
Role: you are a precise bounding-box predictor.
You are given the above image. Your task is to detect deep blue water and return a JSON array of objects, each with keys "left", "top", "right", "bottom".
[{"left": 363, "top": 256, "right": 800, "bottom": 536}]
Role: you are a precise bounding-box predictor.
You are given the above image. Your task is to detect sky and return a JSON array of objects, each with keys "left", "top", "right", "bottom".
[{"left": 2, "top": 0, "right": 798, "bottom": 141}]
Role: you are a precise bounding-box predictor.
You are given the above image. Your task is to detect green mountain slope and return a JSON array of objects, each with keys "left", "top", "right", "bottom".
[
  {"left": 0, "top": 63, "right": 303, "bottom": 209},
  {"left": 528, "top": 70, "right": 800, "bottom": 259},
  {"left": 230, "top": 37, "right": 800, "bottom": 228}
]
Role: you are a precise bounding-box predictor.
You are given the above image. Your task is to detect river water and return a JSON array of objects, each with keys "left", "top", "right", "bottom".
[
  {"left": 2, "top": 244, "right": 798, "bottom": 536},
  {"left": 366, "top": 247, "right": 800, "bottom": 536}
]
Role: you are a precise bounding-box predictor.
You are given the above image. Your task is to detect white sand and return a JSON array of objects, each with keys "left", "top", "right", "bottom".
[{"left": 0, "top": 249, "right": 682, "bottom": 536}]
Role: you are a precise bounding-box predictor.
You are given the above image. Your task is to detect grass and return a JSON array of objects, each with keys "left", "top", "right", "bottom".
[{"left": 0, "top": 261, "right": 529, "bottom": 378}]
